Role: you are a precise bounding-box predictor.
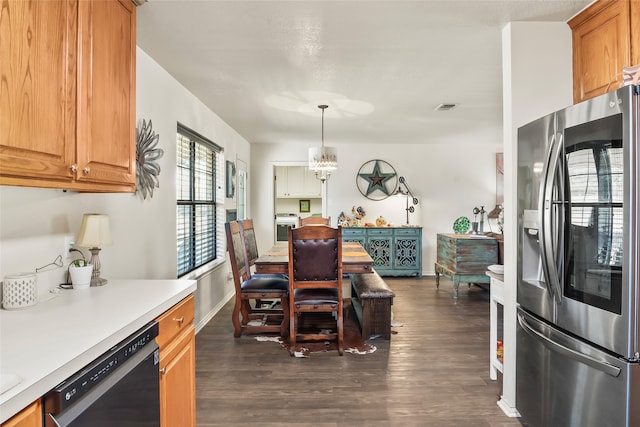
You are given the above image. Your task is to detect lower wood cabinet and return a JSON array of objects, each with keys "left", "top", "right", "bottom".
[
  {"left": 156, "top": 295, "right": 196, "bottom": 427},
  {"left": 0, "top": 400, "right": 41, "bottom": 427},
  {"left": 342, "top": 227, "right": 422, "bottom": 276}
]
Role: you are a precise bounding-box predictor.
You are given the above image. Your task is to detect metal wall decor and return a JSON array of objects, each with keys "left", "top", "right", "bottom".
[
  {"left": 136, "top": 119, "right": 164, "bottom": 199},
  {"left": 356, "top": 159, "right": 398, "bottom": 200}
]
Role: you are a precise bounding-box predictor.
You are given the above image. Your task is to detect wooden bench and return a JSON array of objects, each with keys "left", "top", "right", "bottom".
[{"left": 350, "top": 270, "right": 395, "bottom": 339}]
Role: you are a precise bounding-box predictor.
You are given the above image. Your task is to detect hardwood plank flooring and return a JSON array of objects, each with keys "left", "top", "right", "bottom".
[{"left": 196, "top": 276, "right": 521, "bottom": 426}]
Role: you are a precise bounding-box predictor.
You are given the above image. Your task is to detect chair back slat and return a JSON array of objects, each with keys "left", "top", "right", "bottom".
[
  {"left": 239, "top": 219, "right": 260, "bottom": 267},
  {"left": 225, "top": 221, "right": 249, "bottom": 288},
  {"left": 299, "top": 216, "right": 331, "bottom": 226}
]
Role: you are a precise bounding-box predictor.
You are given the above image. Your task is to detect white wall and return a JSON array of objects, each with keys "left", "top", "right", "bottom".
[
  {"left": 501, "top": 21, "right": 574, "bottom": 415},
  {"left": 251, "top": 141, "right": 502, "bottom": 274},
  {"left": 0, "top": 48, "right": 249, "bottom": 330}
]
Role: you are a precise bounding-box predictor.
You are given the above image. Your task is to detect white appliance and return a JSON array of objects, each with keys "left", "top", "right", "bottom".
[{"left": 275, "top": 214, "right": 298, "bottom": 242}]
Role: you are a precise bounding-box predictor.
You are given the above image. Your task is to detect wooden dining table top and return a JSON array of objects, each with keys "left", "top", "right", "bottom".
[{"left": 254, "top": 241, "right": 374, "bottom": 275}]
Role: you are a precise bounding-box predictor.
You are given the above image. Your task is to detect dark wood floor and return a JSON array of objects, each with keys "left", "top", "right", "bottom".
[{"left": 195, "top": 276, "right": 522, "bottom": 426}]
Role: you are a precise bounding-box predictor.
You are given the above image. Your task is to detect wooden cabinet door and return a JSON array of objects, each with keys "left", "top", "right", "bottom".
[
  {"left": 286, "top": 166, "right": 306, "bottom": 197},
  {"left": 275, "top": 166, "right": 288, "bottom": 197},
  {"left": 0, "top": 400, "right": 42, "bottom": 427},
  {"left": 570, "top": 0, "right": 631, "bottom": 103},
  {"left": 303, "top": 166, "right": 322, "bottom": 197},
  {"left": 159, "top": 325, "right": 196, "bottom": 427},
  {"left": 76, "top": 0, "right": 136, "bottom": 191},
  {"left": 631, "top": 0, "right": 640, "bottom": 66},
  {"left": 0, "top": 0, "right": 76, "bottom": 185}
]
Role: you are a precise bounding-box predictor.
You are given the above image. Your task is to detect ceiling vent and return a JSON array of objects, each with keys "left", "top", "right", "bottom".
[{"left": 434, "top": 103, "right": 458, "bottom": 111}]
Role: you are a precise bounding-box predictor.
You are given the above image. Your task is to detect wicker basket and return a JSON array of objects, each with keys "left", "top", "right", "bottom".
[{"left": 2, "top": 272, "right": 37, "bottom": 309}]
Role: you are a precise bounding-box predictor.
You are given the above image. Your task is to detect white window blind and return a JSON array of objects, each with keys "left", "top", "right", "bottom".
[{"left": 176, "top": 124, "right": 222, "bottom": 276}]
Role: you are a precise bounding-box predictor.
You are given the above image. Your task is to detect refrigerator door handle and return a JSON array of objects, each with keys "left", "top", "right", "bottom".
[
  {"left": 518, "top": 312, "right": 622, "bottom": 377},
  {"left": 539, "top": 132, "right": 563, "bottom": 304}
]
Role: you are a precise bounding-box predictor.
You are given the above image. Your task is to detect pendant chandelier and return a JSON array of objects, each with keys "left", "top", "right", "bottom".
[{"left": 308, "top": 104, "right": 338, "bottom": 183}]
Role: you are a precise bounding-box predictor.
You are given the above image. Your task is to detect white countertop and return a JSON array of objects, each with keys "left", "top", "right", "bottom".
[{"left": 0, "top": 279, "right": 196, "bottom": 423}]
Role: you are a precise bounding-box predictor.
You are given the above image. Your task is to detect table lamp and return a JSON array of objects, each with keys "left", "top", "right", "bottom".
[{"left": 76, "top": 214, "right": 112, "bottom": 286}]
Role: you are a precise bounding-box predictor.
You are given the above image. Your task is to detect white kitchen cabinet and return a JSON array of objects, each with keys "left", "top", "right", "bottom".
[
  {"left": 275, "top": 166, "right": 321, "bottom": 198},
  {"left": 488, "top": 271, "right": 504, "bottom": 380}
]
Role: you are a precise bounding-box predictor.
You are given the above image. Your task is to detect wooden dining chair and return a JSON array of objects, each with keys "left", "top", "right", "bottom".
[
  {"left": 239, "top": 218, "right": 286, "bottom": 278},
  {"left": 288, "top": 225, "right": 344, "bottom": 355},
  {"left": 299, "top": 216, "right": 331, "bottom": 226},
  {"left": 225, "top": 221, "right": 289, "bottom": 337}
]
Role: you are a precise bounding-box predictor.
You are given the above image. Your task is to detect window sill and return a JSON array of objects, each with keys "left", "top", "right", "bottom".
[{"left": 179, "top": 258, "right": 225, "bottom": 281}]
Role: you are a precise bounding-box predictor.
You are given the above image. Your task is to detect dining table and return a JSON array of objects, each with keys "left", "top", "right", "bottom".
[{"left": 254, "top": 241, "right": 374, "bottom": 275}]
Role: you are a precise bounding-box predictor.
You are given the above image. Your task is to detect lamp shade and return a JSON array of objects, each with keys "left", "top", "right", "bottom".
[
  {"left": 308, "top": 146, "right": 338, "bottom": 171},
  {"left": 76, "top": 214, "right": 112, "bottom": 247}
]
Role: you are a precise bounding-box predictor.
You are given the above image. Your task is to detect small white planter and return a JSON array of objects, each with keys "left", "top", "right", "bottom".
[{"left": 69, "top": 264, "right": 93, "bottom": 289}]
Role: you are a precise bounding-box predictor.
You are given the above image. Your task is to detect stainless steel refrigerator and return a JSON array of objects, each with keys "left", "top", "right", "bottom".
[{"left": 516, "top": 84, "right": 640, "bottom": 427}]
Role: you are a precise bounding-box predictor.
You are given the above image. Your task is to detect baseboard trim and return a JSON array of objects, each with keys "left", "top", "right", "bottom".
[
  {"left": 195, "top": 291, "right": 234, "bottom": 334},
  {"left": 497, "top": 398, "right": 521, "bottom": 418}
]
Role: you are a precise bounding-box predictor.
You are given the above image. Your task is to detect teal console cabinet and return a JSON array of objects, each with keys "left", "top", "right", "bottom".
[
  {"left": 342, "top": 227, "right": 422, "bottom": 277},
  {"left": 435, "top": 233, "right": 498, "bottom": 298}
]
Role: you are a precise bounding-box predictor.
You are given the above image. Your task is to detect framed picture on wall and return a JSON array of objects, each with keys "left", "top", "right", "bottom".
[
  {"left": 299, "top": 199, "right": 310, "bottom": 213},
  {"left": 226, "top": 160, "right": 236, "bottom": 198}
]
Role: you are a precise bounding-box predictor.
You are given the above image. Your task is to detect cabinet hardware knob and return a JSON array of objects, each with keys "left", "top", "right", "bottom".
[
  {"left": 70, "top": 164, "right": 77, "bottom": 173},
  {"left": 160, "top": 367, "right": 166, "bottom": 374},
  {"left": 83, "top": 167, "right": 90, "bottom": 175},
  {"left": 174, "top": 316, "right": 185, "bottom": 325}
]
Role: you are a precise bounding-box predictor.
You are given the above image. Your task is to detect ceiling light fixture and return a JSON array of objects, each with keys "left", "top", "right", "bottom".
[{"left": 308, "top": 104, "right": 338, "bottom": 183}]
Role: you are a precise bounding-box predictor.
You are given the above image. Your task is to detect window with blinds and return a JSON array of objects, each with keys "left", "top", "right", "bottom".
[{"left": 176, "top": 124, "right": 222, "bottom": 276}]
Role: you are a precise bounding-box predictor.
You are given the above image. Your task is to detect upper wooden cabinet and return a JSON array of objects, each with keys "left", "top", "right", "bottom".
[
  {"left": 0, "top": 0, "right": 136, "bottom": 192},
  {"left": 569, "top": 0, "right": 635, "bottom": 103},
  {"left": 632, "top": 0, "right": 640, "bottom": 66}
]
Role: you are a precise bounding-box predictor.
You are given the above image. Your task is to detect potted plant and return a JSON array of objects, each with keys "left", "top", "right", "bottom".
[{"left": 69, "top": 257, "right": 93, "bottom": 289}]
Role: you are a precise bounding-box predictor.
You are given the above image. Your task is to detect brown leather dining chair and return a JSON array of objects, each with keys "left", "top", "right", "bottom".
[
  {"left": 287, "top": 224, "right": 344, "bottom": 355},
  {"left": 299, "top": 216, "right": 331, "bottom": 226},
  {"left": 225, "top": 221, "right": 289, "bottom": 337}
]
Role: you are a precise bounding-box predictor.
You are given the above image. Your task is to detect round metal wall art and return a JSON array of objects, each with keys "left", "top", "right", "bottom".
[
  {"left": 356, "top": 159, "right": 398, "bottom": 201},
  {"left": 136, "top": 119, "right": 164, "bottom": 200}
]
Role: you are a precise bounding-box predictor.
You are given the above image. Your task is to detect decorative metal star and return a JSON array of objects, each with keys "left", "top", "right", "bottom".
[{"left": 358, "top": 160, "right": 396, "bottom": 196}]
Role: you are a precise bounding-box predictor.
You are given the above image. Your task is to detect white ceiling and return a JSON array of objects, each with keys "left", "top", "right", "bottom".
[{"left": 136, "top": 0, "right": 591, "bottom": 147}]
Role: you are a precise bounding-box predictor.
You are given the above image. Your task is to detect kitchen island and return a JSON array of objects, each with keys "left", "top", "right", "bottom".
[{"left": 0, "top": 279, "right": 196, "bottom": 424}]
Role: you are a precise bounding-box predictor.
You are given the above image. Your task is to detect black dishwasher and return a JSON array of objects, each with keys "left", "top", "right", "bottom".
[{"left": 44, "top": 321, "right": 160, "bottom": 427}]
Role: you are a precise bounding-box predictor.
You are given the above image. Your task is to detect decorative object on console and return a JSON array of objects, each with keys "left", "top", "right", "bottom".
[
  {"left": 76, "top": 214, "right": 112, "bottom": 286},
  {"left": 338, "top": 206, "right": 366, "bottom": 227},
  {"left": 394, "top": 176, "right": 418, "bottom": 225},
  {"left": 308, "top": 104, "right": 338, "bottom": 183},
  {"left": 452, "top": 216, "right": 470, "bottom": 234},
  {"left": 136, "top": 119, "right": 164, "bottom": 200},
  {"left": 472, "top": 206, "right": 486, "bottom": 233},
  {"left": 356, "top": 159, "right": 398, "bottom": 200}
]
